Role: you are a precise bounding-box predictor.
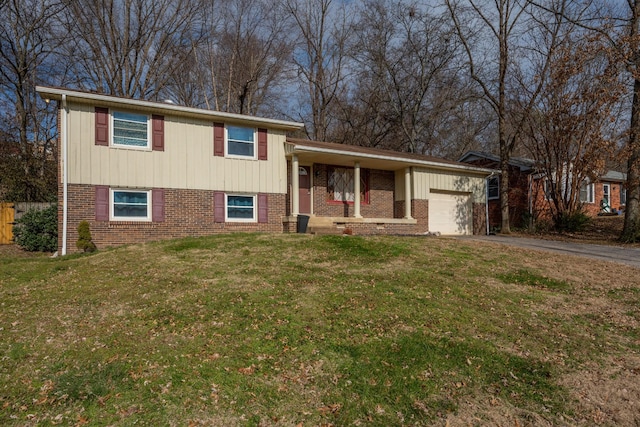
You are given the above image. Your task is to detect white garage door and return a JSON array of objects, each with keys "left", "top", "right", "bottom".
[{"left": 428, "top": 191, "right": 472, "bottom": 235}]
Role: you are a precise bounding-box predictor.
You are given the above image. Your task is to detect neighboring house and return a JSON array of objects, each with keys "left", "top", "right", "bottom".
[
  {"left": 38, "top": 86, "right": 495, "bottom": 254},
  {"left": 459, "top": 151, "right": 537, "bottom": 230},
  {"left": 578, "top": 170, "right": 627, "bottom": 216},
  {"left": 459, "top": 151, "right": 627, "bottom": 229}
]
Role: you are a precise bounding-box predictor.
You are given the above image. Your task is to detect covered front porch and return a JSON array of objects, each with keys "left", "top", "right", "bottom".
[
  {"left": 283, "top": 138, "right": 494, "bottom": 236},
  {"left": 283, "top": 139, "right": 421, "bottom": 235}
]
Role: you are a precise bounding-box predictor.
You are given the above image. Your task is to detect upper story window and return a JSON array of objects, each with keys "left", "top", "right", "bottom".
[
  {"left": 487, "top": 176, "right": 499, "bottom": 200},
  {"left": 227, "top": 125, "right": 255, "bottom": 158},
  {"left": 95, "top": 107, "right": 164, "bottom": 151},
  {"left": 112, "top": 111, "right": 150, "bottom": 148}
]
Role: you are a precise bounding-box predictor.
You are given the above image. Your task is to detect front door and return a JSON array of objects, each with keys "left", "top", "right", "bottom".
[
  {"left": 299, "top": 166, "right": 311, "bottom": 214},
  {"left": 602, "top": 184, "right": 610, "bottom": 212}
]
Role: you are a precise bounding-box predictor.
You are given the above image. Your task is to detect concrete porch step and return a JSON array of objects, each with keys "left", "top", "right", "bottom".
[
  {"left": 307, "top": 216, "right": 334, "bottom": 227},
  {"left": 308, "top": 226, "right": 343, "bottom": 235}
]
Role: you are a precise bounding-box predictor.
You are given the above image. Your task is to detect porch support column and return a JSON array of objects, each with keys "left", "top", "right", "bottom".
[
  {"left": 404, "top": 167, "right": 413, "bottom": 219},
  {"left": 292, "top": 154, "right": 300, "bottom": 217},
  {"left": 353, "top": 161, "right": 362, "bottom": 218}
]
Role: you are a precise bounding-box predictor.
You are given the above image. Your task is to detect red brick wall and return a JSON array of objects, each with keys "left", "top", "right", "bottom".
[
  {"left": 464, "top": 158, "right": 530, "bottom": 229},
  {"left": 312, "top": 164, "right": 396, "bottom": 218},
  {"left": 583, "top": 182, "right": 625, "bottom": 216},
  {"left": 531, "top": 179, "right": 626, "bottom": 220},
  {"left": 473, "top": 203, "right": 487, "bottom": 235},
  {"left": 63, "top": 184, "right": 286, "bottom": 253}
]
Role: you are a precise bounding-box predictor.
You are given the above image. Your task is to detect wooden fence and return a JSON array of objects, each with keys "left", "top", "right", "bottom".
[{"left": 0, "top": 202, "right": 55, "bottom": 244}]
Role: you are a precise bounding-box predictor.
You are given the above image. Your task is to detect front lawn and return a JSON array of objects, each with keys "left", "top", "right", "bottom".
[{"left": 1, "top": 234, "right": 638, "bottom": 426}]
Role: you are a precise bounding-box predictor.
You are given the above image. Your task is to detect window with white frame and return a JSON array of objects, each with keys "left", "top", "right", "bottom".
[
  {"left": 544, "top": 179, "right": 553, "bottom": 200},
  {"left": 227, "top": 125, "right": 255, "bottom": 158},
  {"left": 579, "top": 183, "right": 594, "bottom": 203},
  {"left": 488, "top": 176, "right": 499, "bottom": 200},
  {"left": 621, "top": 187, "right": 627, "bottom": 205},
  {"left": 112, "top": 111, "right": 150, "bottom": 148},
  {"left": 111, "top": 189, "right": 151, "bottom": 220},
  {"left": 226, "top": 194, "right": 256, "bottom": 221}
]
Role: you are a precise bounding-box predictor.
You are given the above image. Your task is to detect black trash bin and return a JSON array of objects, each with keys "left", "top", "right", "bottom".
[{"left": 297, "top": 215, "right": 310, "bottom": 233}]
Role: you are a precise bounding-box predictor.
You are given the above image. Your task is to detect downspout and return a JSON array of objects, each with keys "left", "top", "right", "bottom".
[
  {"left": 528, "top": 174, "right": 533, "bottom": 229},
  {"left": 61, "top": 94, "right": 68, "bottom": 256},
  {"left": 486, "top": 172, "right": 497, "bottom": 235}
]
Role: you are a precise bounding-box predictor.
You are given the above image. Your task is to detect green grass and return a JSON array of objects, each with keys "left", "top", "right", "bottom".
[{"left": 0, "top": 234, "right": 638, "bottom": 425}]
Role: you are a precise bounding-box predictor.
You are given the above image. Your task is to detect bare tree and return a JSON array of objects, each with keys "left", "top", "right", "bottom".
[
  {"left": 0, "top": 0, "right": 64, "bottom": 201},
  {"left": 524, "top": 33, "right": 624, "bottom": 227},
  {"left": 338, "top": 0, "right": 475, "bottom": 155},
  {"left": 446, "top": 0, "right": 567, "bottom": 233},
  {"left": 533, "top": 1, "right": 640, "bottom": 241},
  {"left": 283, "top": 0, "right": 353, "bottom": 141},
  {"left": 61, "top": 0, "right": 204, "bottom": 99}
]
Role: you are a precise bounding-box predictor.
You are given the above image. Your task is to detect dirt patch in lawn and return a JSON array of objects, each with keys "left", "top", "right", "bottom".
[{"left": 0, "top": 244, "right": 53, "bottom": 258}]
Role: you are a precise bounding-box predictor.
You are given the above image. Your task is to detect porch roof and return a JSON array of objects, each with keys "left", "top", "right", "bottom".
[{"left": 286, "top": 138, "right": 495, "bottom": 175}]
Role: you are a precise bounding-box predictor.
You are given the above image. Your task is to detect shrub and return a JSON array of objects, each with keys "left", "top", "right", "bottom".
[
  {"left": 76, "top": 220, "right": 97, "bottom": 252},
  {"left": 13, "top": 205, "right": 57, "bottom": 252},
  {"left": 554, "top": 211, "right": 590, "bottom": 233}
]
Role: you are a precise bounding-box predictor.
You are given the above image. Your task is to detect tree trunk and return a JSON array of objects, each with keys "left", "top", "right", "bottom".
[
  {"left": 622, "top": 77, "right": 640, "bottom": 241},
  {"left": 621, "top": 2, "right": 640, "bottom": 242}
]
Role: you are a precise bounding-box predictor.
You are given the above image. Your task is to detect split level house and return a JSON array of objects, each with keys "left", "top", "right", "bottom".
[
  {"left": 37, "top": 86, "right": 495, "bottom": 255},
  {"left": 459, "top": 151, "right": 628, "bottom": 230}
]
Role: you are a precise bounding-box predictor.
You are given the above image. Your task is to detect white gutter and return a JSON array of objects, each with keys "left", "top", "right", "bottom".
[
  {"left": 36, "top": 86, "right": 304, "bottom": 131},
  {"left": 61, "top": 94, "right": 68, "bottom": 255},
  {"left": 292, "top": 145, "right": 495, "bottom": 175}
]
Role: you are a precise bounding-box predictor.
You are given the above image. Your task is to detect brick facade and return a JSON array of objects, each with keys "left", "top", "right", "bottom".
[
  {"left": 62, "top": 184, "right": 286, "bottom": 253},
  {"left": 311, "top": 164, "right": 396, "bottom": 218},
  {"left": 532, "top": 179, "right": 626, "bottom": 221},
  {"left": 473, "top": 203, "right": 487, "bottom": 235},
  {"left": 583, "top": 181, "right": 625, "bottom": 216}
]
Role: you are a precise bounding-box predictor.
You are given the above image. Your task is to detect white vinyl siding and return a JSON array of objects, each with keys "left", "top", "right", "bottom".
[
  {"left": 67, "top": 103, "right": 288, "bottom": 194},
  {"left": 407, "top": 167, "right": 486, "bottom": 203}
]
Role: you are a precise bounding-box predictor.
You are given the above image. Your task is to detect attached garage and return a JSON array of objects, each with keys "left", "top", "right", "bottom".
[
  {"left": 428, "top": 191, "right": 472, "bottom": 235},
  {"left": 406, "top": 167, "right": 488, "bottom": 236}
]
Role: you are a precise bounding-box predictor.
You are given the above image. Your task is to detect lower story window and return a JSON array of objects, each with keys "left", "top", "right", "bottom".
[
  {"left": 111, "top": 189, "right": 151, "bottom": 220},
  {"left": 579, "top": 183, "right": 594, "bottom": 203},
  {"left": 226, "top": 194, "right": 255, "bottom": 221}
]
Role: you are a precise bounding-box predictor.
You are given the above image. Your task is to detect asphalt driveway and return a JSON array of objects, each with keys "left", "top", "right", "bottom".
[{"left": 458, "top": 235, "right": 640, "bottom": 269}]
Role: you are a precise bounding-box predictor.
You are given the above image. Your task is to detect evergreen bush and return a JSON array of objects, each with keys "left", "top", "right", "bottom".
[
  {"left": 12, "top": 205, "right": 58, "bottom": 252},
  {"left": 76, "top": 220, "right": 97, "bottom": 252},
  {"left": 555, "top": 211, "right": 590, "bottom": 233}
]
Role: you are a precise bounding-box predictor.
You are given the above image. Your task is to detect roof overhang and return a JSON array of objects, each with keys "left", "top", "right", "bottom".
[
  {"left": 36, "top": 86, "right": 305, "bottom": 132},
  {"left": 286, "top": 141, "right": 496, "bottom": 176}
]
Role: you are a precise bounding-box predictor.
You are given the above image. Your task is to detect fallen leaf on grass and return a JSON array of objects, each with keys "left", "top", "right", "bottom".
[
  {"left": 318, "top": 403, "right": 341, "bottom": 414},
  {"left": 238, "top": 365, "right": 255, "bottom": 375}
]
